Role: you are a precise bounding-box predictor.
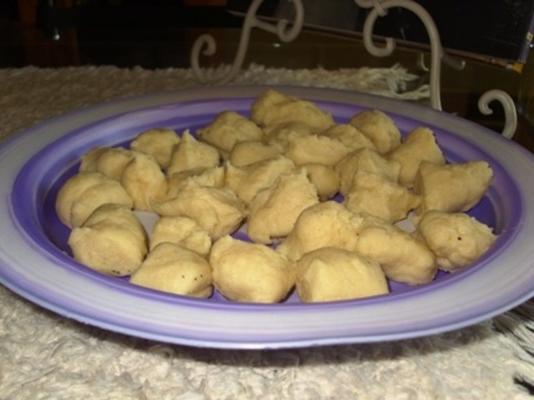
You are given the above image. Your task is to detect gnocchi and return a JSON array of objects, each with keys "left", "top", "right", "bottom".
[{"left": 56, "top": 89, "right": 497, "bottom": 303}]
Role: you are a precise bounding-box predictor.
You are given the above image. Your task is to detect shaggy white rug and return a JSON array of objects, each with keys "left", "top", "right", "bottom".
[{"left": 0, "top": 65, "right": 531, "bottom": 400}]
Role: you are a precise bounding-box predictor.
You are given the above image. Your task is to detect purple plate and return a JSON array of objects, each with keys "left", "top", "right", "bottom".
[{"left": 0, "top": 86, "right": 533, "bottom": 349}]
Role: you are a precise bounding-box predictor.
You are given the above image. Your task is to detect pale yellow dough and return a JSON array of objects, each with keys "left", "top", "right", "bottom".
[
  {"left": 277, "top": 201, "right": 364, "bottom": 261},
  {"left": 197, "top": 111, "right": 263, "bottom": 153},
  {"left": 284, "top": 133, "right": 351, "bottom": 167},
  {"left": 417, "top": 211, "right": 496, "bottom": 271},
  {"left": 130, "top": 242, "right": 212, "bottom": 298},
  {"left": 210, "top": 236, "right": 295, "bottom": 303},
  {"left": 251, "top": 89, "right": 334, "bottom": 131},
  {"left": 247, "top": 169, "right": 319, "bottom": 244},
  {"left": 120, "top": 152, "right": 167, "bottom": 211},
  {"left": 150, "top": 215, "right": 212, "bottom": 256},
  {"left": 153, "top": 181, "right": 246, "bottom": 239},
  {"left": 344, "top": 172, "right": 420, "bottom": 222},
  {"left": 335, "top": 148, "right": 401, "bottom": 195},
  {"left": 302, "top": 163, "right": 340, "bottom": 200},
  {"left": 166, "top": 166, "right": 225, "bottom": 198},
  {"left": 68, "top": 204, "right": 147, "bottom": 276},
  {"left": 79, "top": 147, "right": 106, "bottom": 172},
  {"left": 296, "top": 247, "right": 389, "bottom": 303},
  {"left": 350, "top": 109, "right": 401, "bottom": 154},
  {"left": 225, "top": 156, "right": 296, "bottom": 204},
  {"left": 166, "top": 130, "right": 220, "bottom": 175},
  {"left": 228, "top": 140, "right": 281, "bottom": 167},
  {"left": 79, "top": 147, "right": 134, "bottom": 180},
  {"left": 321, "top": 124, "right": 376, "bottom": 152},
  {"left": 63, "top": 88, "right": 498, "bottom": 301},
  {"left": 130, "top": 128, "right": 180, "bottom": 169},
  {"left": 388, "top": 127, "right": 445, "bottom": 186},
  {"left": 263, "top": 121, "right": 316, "bottom": 152},
  {"left": 56, "top": 171, "right": 133, "bottom": 228},
  {"left": 355, "top": 216, "right": 437, "bottom": 285},
  {"left": 414, "top": 161, "right": 493, "bottom": 215}
]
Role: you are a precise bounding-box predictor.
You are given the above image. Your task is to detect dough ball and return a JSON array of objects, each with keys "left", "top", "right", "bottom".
[
  {"left": 56, "top": 172, "right": 105, "bottom": 227},
  {"left": 247, "top": 169, "right": 319, "bottom": 244},
  {"left": 197, "top": 111, "right": 263, "bottom": 153},
  {"left": 277, "top": 201, "right": 364, "bottom": 261},
  {"left": 417, "top": 211, "right": 496, "bottom": 271},
  {"left": 263, "top": 122, "right": 316, "bottom": 152},
  {"left": 251, "top": 89, "right": 288, "bottom": 124},
  {"left": 335, "top": 148, "right": 401, "bottom": 195},
  {"left": 150, "top": 215, "right": 212, "bottom": 256},
  {"left": 303, "top": 163, "right": 340, "bottom": 200},
  {"left": 79, "top": 147, "right": 106, "bottom": 172},
  {"left": 414, "top": 161, "right": 493, "bottom": 215},
  {"left": 321, "top": 124, "right": 376, "bottom": 152},
  {"left": 225, "top": 156, "right": 295, "bottom": 204},
  {"left": 130, "top": 242, "right": 212, "bottom": 298},
  {"left": 130, "top": 128, "right": 180, "bottom": 169},
  {"left": 56, "top": 171, "right": 133, "bottom": 228},
  {"left": 388, "top": 127, "right": 445, "bottom": 186},
  {"left": 296, "top": 247, "right": 389, "bottom": 303},
  {"left": 166, "top": 166, "right": 225, "bottom": 198},
  {"left": 354, "top": 216, "right": 437, "bottom": 285},
  {"left": 350, "top": 109, "right": 401, "bottom": 154},
  {"left": 285, "top": 133, "right": 351, "bottom": 167},
  {"left": 251, "top": 89, "right": 334, "bottom": 131},
  {"left": 153, "top": 181, "right": 246, "bottom": 239},
  {"left": 167, "top": 130, "right": 220, "bottom": 175},
  {"left": 121, "top": 152, "right": 167, "bottom": 211},
  {"left": 210, "top": 236, "right": 294, "bottom": 303},
  {"left": 69, "top": 181, "right": 134, "bottom": 229},
  {"left": 79, "top": 147, "right": 134, "bottom": 180},
  {"left": 344, "top": 172, "right": 420, "bottom": 222},
  {"left": 68, "top": 204, "right": 147, "bottom": 276},
  {"left": 228, "top": 140, "right": 281, "bottom": 167}
]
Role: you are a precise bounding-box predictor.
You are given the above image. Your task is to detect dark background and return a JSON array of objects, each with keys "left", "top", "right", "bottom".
[
  {"left": 1, "top": 0, "right": 533, "bottom": 150},
  {"left": 231, "top": 0, "right": 534, "bottom": 64},
  {"left": 2, "top": 0, "right": 534, "bottom": 68}
]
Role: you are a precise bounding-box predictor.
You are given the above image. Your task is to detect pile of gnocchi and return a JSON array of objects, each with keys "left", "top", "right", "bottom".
[{"left": 55, "top": 89, "right": 497, "bottom": 304}]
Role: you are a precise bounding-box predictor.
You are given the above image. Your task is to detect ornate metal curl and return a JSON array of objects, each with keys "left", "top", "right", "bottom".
[
  {"left": 478, "top": 90, "right": 517, "bottom": 139},
  {"left": 355, "top": 0, "right": 517, "bottom": 138},
  {"left": 355, "top": 0, "right": 445, "bottom": 110},
  {"left": 190, "top": 0, "right": 304, "bottom": 85}
]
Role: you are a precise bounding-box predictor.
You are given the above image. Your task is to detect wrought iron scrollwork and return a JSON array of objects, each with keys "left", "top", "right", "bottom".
[
  {"left": 190, "top": 0, "right": 304, "bottom": 85},
  {"left": 354, "top": 0, "right": 517, "bottom": 138}
]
